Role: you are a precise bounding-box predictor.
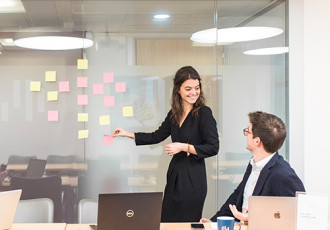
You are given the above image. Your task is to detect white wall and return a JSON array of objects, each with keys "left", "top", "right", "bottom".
[{"left": 289, "top": 0, "right": 330, "bottom": 219}]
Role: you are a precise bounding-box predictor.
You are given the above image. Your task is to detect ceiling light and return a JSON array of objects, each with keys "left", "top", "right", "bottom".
[
  {"left": 191, "top": 27, "right": 283, "bottom": 44},
  {"left": 244, "top": 47, "right": 289, "bottom": 55},
  {"left": 14, "top": 36, "right": 93, "bottom": 50},
  {"left": 153, "top": 14, "right": 170, "bottom": 22},
  {"left": 0, "top": 38, "right": 15, "bottom": 46},
  {"left": 0, "top": 0, "right": 25, "bottom": 13}
]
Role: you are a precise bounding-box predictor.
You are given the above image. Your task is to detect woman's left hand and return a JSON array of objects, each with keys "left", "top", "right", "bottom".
[{"left": 164, "top": 142, "right": 186, "bottom": 156}]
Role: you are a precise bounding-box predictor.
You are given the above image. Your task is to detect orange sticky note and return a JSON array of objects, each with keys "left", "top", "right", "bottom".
[
  {"left": 103, "top": 72, "right": 114, "bottom": 83},
  {"left": 104, "top": 96, "right": 115, "bottom": 107},
  {"left": 103, "top": 135, "right": 114, "bottom": 145},
  {"left": 48, "top": 110, "right": 59, "bottom": 121},
  {"left": 77, "top": 59, "right": 88, "bottom": 70},
  {"left": 77, "top": 95, "right": 88, "bottom": 105},
  {"left": 115, "top": 82, "right": 126, "bottom": 93},
  {"left": 59, "top": 81, "right": 70, "bottom": 92}
]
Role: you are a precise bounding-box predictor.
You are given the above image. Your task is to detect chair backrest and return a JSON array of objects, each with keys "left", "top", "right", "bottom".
[
  {"left": 9, "top": 176, "right": 62, "bottom": 222},
  {"left": 46, "top": 155, "right": 77, "bottom": 164},
  {"left": 7, "top": 155, "right": 37, "bottom": 164},
  {"left": 14, "top": 198, "right": 54, "bottom": 223},
  {"left": 78, "top": 199, "right": 98, "bottom": 224}
]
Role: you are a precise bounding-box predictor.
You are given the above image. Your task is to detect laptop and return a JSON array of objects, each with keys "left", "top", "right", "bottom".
[
  {"left": 0, "top": 189, "right": 22, "bottom": 229},
  {"left": 248, "top": 196, "right": 297, "bottom": 230},
  {"left": 91, "top": 192, "right": 163, "bottom": 230},
  {"left": 25, "top": 159, "right": 47, "bottom": 179}
]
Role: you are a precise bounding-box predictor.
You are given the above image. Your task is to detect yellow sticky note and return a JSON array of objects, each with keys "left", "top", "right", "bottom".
[
  {"left": 45, "top": 71, "right": 56, "bottom": 82},
  {"left": 99, "top": 115, "right": 110, "bottom": 125},
  {"left": 47, "top": 91, "right": 58, "bottom": 101},
  {"left": 78, "top": 113, "right": 88, "bottom": 122},
  {"left": 30, "top": 81, "right": 41, "bottom": 92},
  {"left": 78, "top": 130, "right": 89, "bottom": 139},
  {"left": 77, "top": 59, "right": 88, "bottom": 70},
  {"left": 122, "top": 106, "right": 133, "bottom": 117}
]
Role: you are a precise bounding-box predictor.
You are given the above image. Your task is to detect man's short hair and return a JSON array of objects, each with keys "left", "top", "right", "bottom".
[{"left": 248, "top": 111, "right": 287, "bottom": 153}]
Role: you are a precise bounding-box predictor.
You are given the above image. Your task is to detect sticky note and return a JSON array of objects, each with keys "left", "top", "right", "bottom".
[
  {"left": 77, "top": 77, "right": 88, "bottom": 88},
  {"left": 45, "top": 71, "right": 56, "bottom": 82},
  {"left": 103, "top": 72, "right": 114, "bottom": 83},
  {"left": 77, "top": 95, "right": 88, "bottom": 105},
  {"left": 59, "top": 81, "right": 70, "bottom": 92},
  {"left": 48, "top": 110, "right": 59, "bottom": 121},
  {"left": 93, "top": 84, "right": 104, "bottom": 95},
  {"left": 78, "top": 130, "right": 89, "bottom": 139},
  {"left": 115, "top": 82, "right": 126, "bottom": 93},
  {"left": 47, "top": 91, "right": 58, "bottom": 101},
  {"left": 99, "top": 115, "right": 110, "bottom": 125},
  {"left": 122, "top": 106, "right": 133, "bottom": 117},
  {"left": 103, "top": 135, "right": 114, "bottom": 145},
  {"left": 30, "top": 81, "right": 41, "bottom": 92},
  {"left": 77, "top": 59, "right": 88, "bottom": 70},
  {"left": 104, "top": 96, "right": 115, "bottom": 107},
  {"left": 78, "top": 113, "right": 88, "bottom": 122}
]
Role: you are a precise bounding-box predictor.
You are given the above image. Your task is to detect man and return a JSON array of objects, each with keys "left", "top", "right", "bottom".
[{"left": 201, "top": 111, "right": 305, "bottom": 223}]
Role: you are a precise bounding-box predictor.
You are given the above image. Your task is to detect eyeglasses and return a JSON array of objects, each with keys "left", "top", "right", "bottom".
[{"left": 243, "top": 127, "right": 252, "bottom": 136}]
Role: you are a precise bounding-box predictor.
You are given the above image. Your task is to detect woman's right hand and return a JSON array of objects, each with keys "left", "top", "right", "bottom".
[{"left": 112, "top": 127, "right": 135, "bottom": 139}]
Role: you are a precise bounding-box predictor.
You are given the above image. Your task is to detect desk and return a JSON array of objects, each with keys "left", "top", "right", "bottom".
[
  {"left": 10, "top": 223, "right": 66, "bottom": 230},
  {"left": 65, "top": 223, "right": 246, "bottom": 230},
  {"left": 6, "top": 163, "right": 87, "bottom": 171}
]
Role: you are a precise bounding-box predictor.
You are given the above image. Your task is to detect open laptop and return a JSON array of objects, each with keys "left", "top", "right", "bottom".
[
  {"left": 91, "top": 192, "right": 163, "bottom": 230},
  {"left": 25, "top": 159, "right": 47, "bottom": 179},
  {"left": 0, "top": 189, "right": 22, "bottom": 229},
  {"left": 248, "top": 196, "right": 297, "bottom": 230}
]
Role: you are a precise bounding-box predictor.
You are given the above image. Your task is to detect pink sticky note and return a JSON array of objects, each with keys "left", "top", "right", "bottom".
[
  {"left": 77, "top": 77, "right": 88, "bottom": 88},
  {"left": 59, "top": 81, "right": 70, "bottom": 92},
  {"left": 103, "top": 135, "right": 114, "bottom": 145},
  {"left": 93, "top": 84, "right": 104, "bottom": 95},
  {"left": 115, "top": 82, "right": 126, "bottom": 93},
  {"left": 77, "top": 95, "right": 88, "bottom": 105},
  {"left": 103, "top": 72, "right": 114, "bottom": 83},
  {"left": 48, "top": 110, "right": 59, "bottom": 121},
  {"left": 104, "top": 96, "right": 115, "bottom": 107}
]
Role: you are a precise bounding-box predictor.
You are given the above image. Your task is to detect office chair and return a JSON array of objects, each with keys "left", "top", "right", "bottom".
[
  {"left": 7, "top": 155, "right": 37, "bottom": 164},
  {"left": 14, "top": 198, "right": 54, "bottom": 223},
  {"left": 9, "top": 176, "right": 62, "bottom": 222},
  {"left": 77, "top": 199, "right": 98, "bottom": 224}
]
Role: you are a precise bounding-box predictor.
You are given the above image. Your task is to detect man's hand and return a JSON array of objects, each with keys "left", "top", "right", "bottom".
[
  {"left": 229, "top": 204, "right": 248, "bottom": 222},
  {"left": 200, "top": 218, "right": 211, "bottom": 223}
]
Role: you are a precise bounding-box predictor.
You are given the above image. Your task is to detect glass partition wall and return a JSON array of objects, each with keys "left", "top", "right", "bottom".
[{"left": 0, "top": 0, "right": 287, "bottom": 223}]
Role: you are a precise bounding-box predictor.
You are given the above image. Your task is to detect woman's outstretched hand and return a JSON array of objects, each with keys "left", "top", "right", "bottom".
[{"left": 112, "top": 127, "right": 135, "bottom": 139}]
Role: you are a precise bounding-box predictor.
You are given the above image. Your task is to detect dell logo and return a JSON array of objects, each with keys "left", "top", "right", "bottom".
[
  {"left": 126, "top": 210, "right": 134, "bottom": 218},
  {"left": 274, "top": 211, "right": 281, "bottom": 219}
]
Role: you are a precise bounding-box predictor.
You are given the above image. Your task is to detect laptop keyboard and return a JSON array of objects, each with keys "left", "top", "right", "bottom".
[{"left": 89, "top": 225, "right": 97, "bottom": 230}]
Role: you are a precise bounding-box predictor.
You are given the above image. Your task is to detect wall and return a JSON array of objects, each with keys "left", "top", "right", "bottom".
[{"left": 289, "top": 0, "right": 330, "bottom": 219}]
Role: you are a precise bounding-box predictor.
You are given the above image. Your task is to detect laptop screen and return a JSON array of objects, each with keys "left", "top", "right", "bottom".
[
  {"left": 248, "top": 196, "right": 297, "bottom": 230},
  {"left": 0, "top": 189, "right": 22, "bottom": 229},
  {"left": 25, "top": 159, "right": 47, "bottom": 179},
  {"left": 97, "top": 192, "right": 163, "bottom": 230}
]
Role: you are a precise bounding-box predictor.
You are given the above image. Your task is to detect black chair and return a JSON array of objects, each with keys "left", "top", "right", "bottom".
[
  {"left": 7, "top": 155, "right": 37, "bottom": 164},
  {"left": 9, "top": 176, "right": 62, "bottom": 222}
]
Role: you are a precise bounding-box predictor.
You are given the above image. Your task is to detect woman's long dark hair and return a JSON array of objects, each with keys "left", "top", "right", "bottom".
[{"left": 170, "top": 66, "right": 206, "bottom": 125}]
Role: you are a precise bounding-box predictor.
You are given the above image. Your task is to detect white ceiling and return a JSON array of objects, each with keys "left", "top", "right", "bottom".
[{"left": 0, "top": 0, "right": 282, "bottom": 50}]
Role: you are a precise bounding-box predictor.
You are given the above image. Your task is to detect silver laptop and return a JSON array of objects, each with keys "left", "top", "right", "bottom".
[
  {"left": 0, "top": 189, "right": 22, "bottom": 229},
  {"left": 25, "top": 159, "right": 47, "bottom": 179},
  {"left": 248, "top": 196, "right": 297, "bottom": 230},
  {"left": 93, "top": 192, "right": 163, "bottom": 230}
]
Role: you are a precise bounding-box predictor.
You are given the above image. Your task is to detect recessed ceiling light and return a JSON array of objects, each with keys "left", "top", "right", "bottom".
[
  {"left": 0, "top": 0, "right": 25, "bottom": 13},
  {"left": 154, "top": 14, "right": 170, "bottom": 19},
  {"left": 244, "top": 47, "right": 289, "bottom": 55},
  {"left": 191, "top": 27, "right": 283, "bottom": 44},
  {"left": 14, "top": 36, "right": 93, "bottom": 50}
]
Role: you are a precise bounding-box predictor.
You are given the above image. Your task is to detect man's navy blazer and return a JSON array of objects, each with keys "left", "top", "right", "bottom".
[{"left": 210, "top": 152, "right": 305, "bottom": 221}]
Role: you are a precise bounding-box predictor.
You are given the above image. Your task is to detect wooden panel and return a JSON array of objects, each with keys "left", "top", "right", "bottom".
[{"left": 136, "top": 38, "right": 222, "bottom": 65}]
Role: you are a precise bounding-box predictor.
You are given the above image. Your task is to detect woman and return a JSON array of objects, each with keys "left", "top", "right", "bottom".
[{"left": 113, "top": 66, "right": 219, "bottom": 222}]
